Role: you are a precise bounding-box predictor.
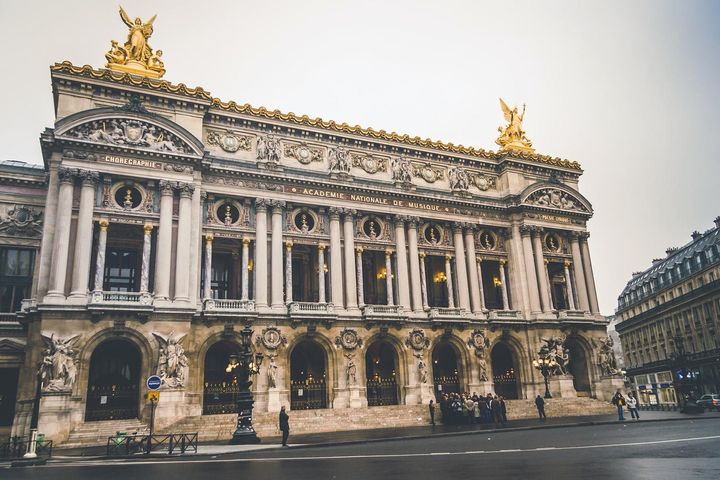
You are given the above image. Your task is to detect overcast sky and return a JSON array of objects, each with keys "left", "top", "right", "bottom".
[{"left": 1, "top": 0, "right": 718, "bottom": 315}]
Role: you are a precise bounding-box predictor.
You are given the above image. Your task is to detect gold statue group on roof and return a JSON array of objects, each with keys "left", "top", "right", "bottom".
[
  {"left": 99, "top": 8, "right": 542, "bottom": 158},
  {"left": 105, "top": 6, "right": 165, "bottom": 79}
]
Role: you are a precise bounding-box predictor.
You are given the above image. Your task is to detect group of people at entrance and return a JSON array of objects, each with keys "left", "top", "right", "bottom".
[{"left": 432, "top": 393, "right": 508, "bottom": 426}]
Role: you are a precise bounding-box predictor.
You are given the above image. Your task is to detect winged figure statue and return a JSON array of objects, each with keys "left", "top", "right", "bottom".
[
  {"left": 119, "top": 6, "right": 157, "bottom": 62},
  {"left": 39, "top": 333, "right": 80, "bottom": 392},
  {"left": 496, "top": 98, "right": 534, "bottom": 152},
  {"left": 152, "top": 331, "right": 189, "bottom": 388},
  {"left": 105, "top": 7, "right": 164, "bottom": 78}
]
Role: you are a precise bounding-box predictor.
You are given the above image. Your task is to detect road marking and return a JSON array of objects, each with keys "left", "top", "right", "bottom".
[{"left": 38, "top": 434, "right": 720, "bottom": 468}]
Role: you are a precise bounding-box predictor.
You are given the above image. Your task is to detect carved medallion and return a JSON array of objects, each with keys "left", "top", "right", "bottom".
[
  {"left": 256, "top": 326, "right": 287, "bottom": 350},
  {"left": 471, "top": 174, "right": 497, "bottom": 191},
  {"left": 0, "top": 205, "right": 43, "bottom": 237},
  {"left": 206, "top": 130, "right": 252, "bottom": 153},
  {"left": 335, "top": 328, "right": 363, "bottom": 351},
  {"left": 352, "top": 153, "right": 387, "bottom": 174},
  {"left": 284, "top": 142, "right": 323, "bottom": 164},
  {"left": 412, "top": 163, "right": 444, "bottom": 184},
  {"left": 405, "top": 329, "right": 430, "bottom": 351},
  {"left": 467, "top": 329, "right": 491, "bottom": 356}
]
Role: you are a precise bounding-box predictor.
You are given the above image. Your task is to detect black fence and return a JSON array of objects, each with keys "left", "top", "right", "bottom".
[
  {"left": 106, "top": 433, "right": 198, "bottom": 456},
  {"left": 367, "top": 377, "right": 399, "bottom": 406},
  {"left": 638, "top": 404, "right": 678, "bottom": 411},
  {"left": 291, "top": 379, "right": 327, "bottom": 410},
  {"left": 203, "top": 382, "right": 240, "bottom": 415},
  {"left": 0, "top": 435, "right": 53, "bottom": 460}
]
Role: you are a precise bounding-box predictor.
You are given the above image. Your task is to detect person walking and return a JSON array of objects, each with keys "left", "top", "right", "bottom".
[
  {"left": 279, "top": 405, "right": 290, "bottom": 446},
  {"left": 491, "top": 395, "right": 504, "bottom": 426},
  {"left": 611, "top": 390, "right": 626, "bottom": 421},
  {"left": 535, "top": 394, "right": 547, "bottom": 420},
  {"left": 499, "top": 396, "right": 507, "bottom": 423},
  {"left": 627, "top": 393, "right": 640, "bottom": 420},
  {"left": 429, "top": 399, "right": 436, "bottom": 426}
]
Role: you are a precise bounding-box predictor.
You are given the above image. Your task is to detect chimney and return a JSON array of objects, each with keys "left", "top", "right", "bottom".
[
  {"left": 715, "top": 216, "right": 720, "bottom": 228},
  {"left": 652, "top": 258, "right": 663, "bottom": 265},
  {"left": 665, "top": 247, "right": 678, "bottom": 256},
  {"left": 691, "top": 230, "right": 702, "bottom": 241}
]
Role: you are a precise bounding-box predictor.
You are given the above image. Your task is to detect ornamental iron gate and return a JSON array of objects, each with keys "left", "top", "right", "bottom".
[
  {"left": 366, "top": 377, "right": 399, "bottom": 406},
  {"left": 290, "top": 379, "right": 327, "bottom": 410},
  {"left": 203, "top": 381, "right": 240, "bottom": 415}
]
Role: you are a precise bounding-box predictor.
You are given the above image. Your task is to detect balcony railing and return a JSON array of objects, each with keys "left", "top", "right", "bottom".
[
  {"left": 487, "top": 309, "right": 520, "bottom": 320},
  {"left": 288, "top": 302, "right": 335, "bottom": 314},
  {"left": 428, "top": 307, "right": 466, "bottom": 319},
  {"left": 90, "top": 291, "right": 153, "bottom": 305},
  {"left": 362, "top": 304, "right": 405, "bottom": 316},
  {"left": 203, "top": 298, "right": 255, "bottom": 312}
]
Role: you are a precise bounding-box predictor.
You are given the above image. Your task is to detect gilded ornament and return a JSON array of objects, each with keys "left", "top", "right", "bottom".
[
  {"left": 105, "top": 6, "right": 165, "bottom": 79},
  {"left": 496, "top": 98, "right": 534, "bottom": 153}
]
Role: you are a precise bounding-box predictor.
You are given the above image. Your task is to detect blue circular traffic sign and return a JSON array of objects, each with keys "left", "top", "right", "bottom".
[{"left": 146, "top": 375, "right": 162, "bottom": 391}]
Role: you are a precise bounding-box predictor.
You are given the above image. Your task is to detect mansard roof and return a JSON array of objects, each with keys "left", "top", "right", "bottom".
[{"left": 51, "top": 62, "right": 582, "bottom": 172}]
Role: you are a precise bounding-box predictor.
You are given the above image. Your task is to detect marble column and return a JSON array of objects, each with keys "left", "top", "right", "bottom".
[
  {"left": 69, "top": 170, "right": 98, "bottom": 299},
  {"left": 140, "top": 223, "right": 154, "bottom": 294},
  {"left": 532, "top": 228, "right": 552, "bottom": 313},
  {"left": 343, "top": 210, "right": 359, "bottom": 311},
  {"left": 563, "top": 260, "right": 576, "bottom": 310},
  {"left": 173, "top": 183, "right": 194, "bottom": 302},
  {"left": 419, "top": 252, "right": 429, "bottom": 310},
  {"left": 93, "top": 219, "right": 109, "bottom": 292},
  {"left": 544, "top": 259, "right": 555, "bottom": 310},
  {"left": 46, "top": 167, "right": 75, "bottom": 299},
  {"left": 579, "top": 233, "right": 600, "bottom": 314},
  {"left": 464, "top": 227, "right": 482, "bottom": 313},
  {"left": 241, "top": 237, "right": 250, "bottom": 301},
  {"left": 270, "top": 201, "right": 285, "bottom": 309},
  {"left": 520, "top": 226, "right": 542, "bottom": 313},
  {"left": 445, "top": 254, "right": 455, "bottom": 308},
  {"left": 356, "top": 247, "right": 365, "bottom": 307},
  {"left": 508, "top": 224, "right": 531, "bottom": 313},
  {"left": 499, "top": 260, "right": 510, "bottom": 310},
  {"left": 329, "top": 208, "right": 344, "bottom": 308},
  {"left": 255, "top": 199, "right": 269, "bottom": 308},
  {"left": 406, "top": 218, "right": 423, "bottom": 312},
  {"left": 318, "top": 244, "right": 326, "bottom": 303},
  {"left": 154, "top": 181, "right": 174, "bottom": 300},
  {"left": 569, "top": 232, "right": 590, "bottom": 312},
  {"left": 452, "top": 224, "right": 471, "bottom": 310},
  {"left": 285, "top": 241, "right": 293, "bottom": 304},
  {"left": 36, "top": 163, "right": 60, "bottom": 299},
  {"left": 385, "top": 249, "right": 395, "bottom": 306},
  {"left": 394, "top": 217, "right": 411, "bottom": 309},
  {"left": 203, "top": 233, "right": 213, "bottom": 299},
  {"left": 476, "top": 257, "right": 486, "bottom": 310}
]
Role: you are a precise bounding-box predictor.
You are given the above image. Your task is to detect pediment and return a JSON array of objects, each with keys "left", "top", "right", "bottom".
[
  {"left": 520, "top": 183, "right": 592, "bottom": 214},
  {"left": 55, "top": 106, "right": 204, "bottom": 157},
  {"left": 0, "top": 338, "right": 26, "bottom": 354}
]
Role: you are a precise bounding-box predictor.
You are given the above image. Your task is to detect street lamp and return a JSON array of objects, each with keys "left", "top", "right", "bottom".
[
  {"left": 533, "top": 358, "right": 557, "bottom": 399},
  {"left": 227, "top": 325, "right": 264, "bottom": 444}
]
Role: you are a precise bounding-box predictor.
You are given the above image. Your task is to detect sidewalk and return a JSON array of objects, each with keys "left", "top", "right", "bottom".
[{"left": 47, "top": 409, "right": 720, "bottom": 459}]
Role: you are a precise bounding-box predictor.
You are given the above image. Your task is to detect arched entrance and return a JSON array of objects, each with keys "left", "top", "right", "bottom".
[
  {"left": 290, "top": 340, "right": 327, "bottom": 410},
  {"left": 491, "top": 343, "right": 519, "bottom": 399},
  {"left": 432, "top": 342, "right": 460, "bottom": 397},
  {"left": 203, "top": 340, "right": 240, "bottom": 415},
  {"left": 85, "top": 339, "right": 141, "bottom": 421},
  {"left": 566, "top": 338, "right": 591, "bottom": 396},
  {"left": 365, "top": 341, "right": 399, "bottom": 406}
]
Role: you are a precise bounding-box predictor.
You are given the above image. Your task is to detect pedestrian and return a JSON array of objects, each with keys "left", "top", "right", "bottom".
[
  {"left": 499, "top": 396, "right": 508, "bottom": 423},
  {"left": 491, "top": 395, "right": 504, "bottom": 426},
  {"left": 611, "top": 390, "right": 626, "bottom": 421},
  {"left": 535, "top": 394, "right": 547, "bottom": 420},
  {"left": 473, "top": 398, "right": 481, "bottom": 424},
  {"left": 279, "top": 405, "right": 290, "bottom": 446},
  {"left": 465, "top": 396, "right": 475, "bottom": 424},
  {"left": 429, "top": 399, "right": 436, "bottom": 426},
  {"left": 627, "top": 393, "right": 640, "bottom": 420}
]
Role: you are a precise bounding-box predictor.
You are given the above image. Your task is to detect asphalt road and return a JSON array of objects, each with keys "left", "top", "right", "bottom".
[{"left": 5, "top": 419, "right": 720, "bottom": 480}]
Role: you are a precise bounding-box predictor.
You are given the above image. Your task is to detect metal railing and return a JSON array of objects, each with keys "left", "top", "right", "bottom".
[
  {"left": 291, "top": 379, "right": 327, "bottom": 410},
  {"left": 106, "top": 433, "right": 198, "bottom": 456},
  {"left": 0, "top": 436, "right": 53, "bottom": 460},
  {"left": 366, "top": 377, "right": 399, "bottom": 406}
]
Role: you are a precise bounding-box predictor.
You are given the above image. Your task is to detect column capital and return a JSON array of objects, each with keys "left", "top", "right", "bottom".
[
  {"left": 394, "top": 215, "right": 409, "bottom": 225},
  {"left": 519, "top": 225, "right": 533, "bottom": 237},
  {"left": 205, "top": 232, "right": 214, "bottom": 242},
  {"left": 270, "top": 199, "right": 286, "bottom": 213},
  {"left": 77, "top": 169, "right": 99, "bottom": 187},
  {"left": 579, "top": 231, "right": 590, "bottom": 241},
  {"left": 463, "top": 223, "right": 478, "bottom": 234},
  {"left": 445, "top": 253, "right": 453, "bottom": 261},
  {"left": 385, "top": 249, "right": 394, "bottom": 257},
  {"left": 286, "top": 240, "right": 293, "bottom": 250},
  {"left": 499, "top": 259, "right": 506, "bottom": 266},
  {"left": 418, "top": 251, "right": 426, "bottom": 259},
  {"left": 476, "top": 256, "right": 482, "bottom": 264},
  {"left": 529, "top": 225, "right": 544, "bottom": 237},
  {"left": 242, "top": 236, "right": 251, "bottom": 245},
  {"left": 406, "top": 216, "right": 420, "bottom": 228},
  {"left": 144, "top": 223, "right": 153, "bottom": 235},
  {"left": 329, "top": 206, "right": 342, "bottom": 219},
  {"left": 343, "top": 208, "right": 357, "bottom": 219},
  {"left": 564, "top": 260, "right": 572, "bottom": 268},
  {"left": 318, "top": 243, "right": 326, "bottom": 251},
  {"left": 176, "top": 182, "right": 195, "bottom": 198},
  {"left": 567, "top": 231, "right": 581, "bottom": 241},
  {"left": 159, "top": 180, "right": 175, "bottom": 196},
  {"left": 255, "top": 198, "right": 268, "bottom": 212},
  {"left": 452, "top": 222, "right": 464, "bottom": 233},
  {"left": 58, "top": 166, "right": 75, "bottom": 184},
  {"left": 98, "top": 218, "right": 109, "bottom": 232},
  {"left": 355, "top": 246, "right": 364, "bottom": 254}
]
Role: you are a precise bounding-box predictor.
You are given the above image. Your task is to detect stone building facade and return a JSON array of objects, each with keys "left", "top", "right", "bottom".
[
  {"left": 2, "top": 60, "right": 617, "bottom": 444},
  {"left": 616, "top": 219, "right": 720, "bottom": 406}
]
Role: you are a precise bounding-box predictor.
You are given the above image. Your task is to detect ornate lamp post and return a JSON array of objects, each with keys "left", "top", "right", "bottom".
[
  {"left": 670, "top": 334, "right": 693, "bottom": 409},
  {"left": 227, "top": 325, "right": 264, "bottom": 444},
  {"left": 533, "top": 358, "right": 557, "bottom": 399}
]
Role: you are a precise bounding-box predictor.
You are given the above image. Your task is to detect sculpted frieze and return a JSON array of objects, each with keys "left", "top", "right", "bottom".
[
  {"left": 0, "top": 205, "right": 43, "bottom": 237},
  {"left": 39, "top": 333, "right": 80, "bottom": 393},
  {"left": 412, "top": 163, "right": 444, "bottom": 184},
  {"left": 152, "top": 331, "right": 189, "bottom": 389},
  {"left": 448, "top": 166, "right": 471, "bottom": 192},
  {"left": 284, "top": 141, "right": 324, "bottom": 165},
  {"left": 63, "top": 118, "right": 195, "bottom": 154},
  {"left": 470, "top": 173, "right": 497, "bottom": 191},
  {"left": 525, "top": 188, "right": 588, "bottom": 213},
  {"left": 351, "top": 152, "right": 387, "bottom": 174}
]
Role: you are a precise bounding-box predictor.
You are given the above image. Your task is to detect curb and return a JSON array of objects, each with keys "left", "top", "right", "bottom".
[{"left": 32, "top": 414, "right": 720, "bottom": 466}]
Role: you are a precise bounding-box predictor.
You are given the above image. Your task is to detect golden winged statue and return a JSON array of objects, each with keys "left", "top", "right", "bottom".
[
  {"left": 495, "top": 98, "right": 534, "bottom": 153},
  {"left": 104, "top": 6, "right": 165, "bottom": 79}
]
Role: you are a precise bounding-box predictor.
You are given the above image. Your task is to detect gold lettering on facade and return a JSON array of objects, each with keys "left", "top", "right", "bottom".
[
  {"left": 101, "top": 154, "right": 163, "bottom": 169},
  {"left": 290, "top": 186, "right": 449, "bottom": 212},
  {"left": 538, "top": 214, "right": 571, "bottom": 224}
]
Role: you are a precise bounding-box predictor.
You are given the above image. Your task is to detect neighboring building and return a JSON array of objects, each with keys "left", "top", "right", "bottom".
[
  {"left": 615, "top": 219, "right": 720, "bottom": 406},
  {"left": 2, "top": 12, "right": 619, "bottom": 446}
]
